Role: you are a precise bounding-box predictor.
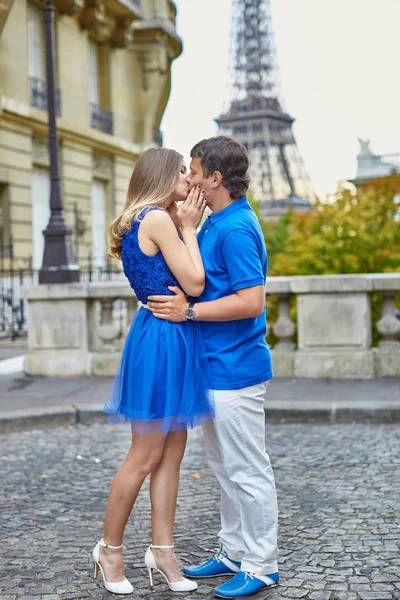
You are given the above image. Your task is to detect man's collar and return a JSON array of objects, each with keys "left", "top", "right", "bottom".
[{"left": 208, "top": 196, "right": 249, "bottom": 224}]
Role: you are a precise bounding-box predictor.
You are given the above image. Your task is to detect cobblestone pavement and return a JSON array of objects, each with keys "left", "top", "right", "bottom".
[{"left": 1, "top": 422, "right": 399, "bottom": 600}]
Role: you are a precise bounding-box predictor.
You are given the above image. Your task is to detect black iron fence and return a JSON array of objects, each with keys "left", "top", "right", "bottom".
[
  {"left": 0, "top": 268, "right": 37, "bottom": 341},
  {"left": 0, "top": 262, "right": 124, "bottom": 341}
]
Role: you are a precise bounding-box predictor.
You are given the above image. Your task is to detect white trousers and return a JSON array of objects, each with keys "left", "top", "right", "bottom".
[{"left": 203, "top": 381, "right": 278, "bottom": 575}]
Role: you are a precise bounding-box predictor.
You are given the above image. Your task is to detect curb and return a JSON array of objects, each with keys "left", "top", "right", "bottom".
[
  {"left": 0, "top": 404, "right": 107, "bottom": 434},
  {"left": 1, "top": 402, "right": 400, "bottom": 433},
  {"left": 264, "top": 404, "right": 400, "bottom": 424}
]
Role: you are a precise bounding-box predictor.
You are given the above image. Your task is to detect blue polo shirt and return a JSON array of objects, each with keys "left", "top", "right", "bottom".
[{"left": 196, "top": 196, "right": 273, "bottom": 390}]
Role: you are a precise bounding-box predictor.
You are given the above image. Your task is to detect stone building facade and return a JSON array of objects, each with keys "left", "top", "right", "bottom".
[
  {"left": 351, "top": 139, "right": 400, "bottom": 188},
  {"left": 0, "top": 0, "right": 181, "bottom": 268}
]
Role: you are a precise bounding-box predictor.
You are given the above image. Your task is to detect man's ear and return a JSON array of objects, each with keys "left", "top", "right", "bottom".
[{"left": 211, "top": 171, "right": 223, "bottom": 188}]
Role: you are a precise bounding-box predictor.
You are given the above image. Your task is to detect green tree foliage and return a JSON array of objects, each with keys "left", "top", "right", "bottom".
[
  {"left": 271, "top": 173, "right": 400, "bottom": 276},
  {"left": 248, "top": 195, "right": 293, "bottom": 271},
  {"left": 250, "top": 174, "right": 400, "bottom": 346}
]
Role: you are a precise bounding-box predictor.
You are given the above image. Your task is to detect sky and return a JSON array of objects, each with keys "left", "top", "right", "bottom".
[{"left": 161, "top": 0, "right": 400, "bottom": 199}]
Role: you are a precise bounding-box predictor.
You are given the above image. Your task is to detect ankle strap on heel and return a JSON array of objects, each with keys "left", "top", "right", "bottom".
[
  {"left": 151, "top": 544, "right": 174, "bottom": 549},
  {"left": 99, "top": 538, "right": 123, "bottom": 550}
]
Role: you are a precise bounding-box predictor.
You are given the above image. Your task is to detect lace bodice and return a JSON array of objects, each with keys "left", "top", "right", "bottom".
[{"left": 121, "top": 208, "right": 180, "bottom": 304}]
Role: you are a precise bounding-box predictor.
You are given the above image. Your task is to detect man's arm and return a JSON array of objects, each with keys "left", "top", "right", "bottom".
[
  {"left": 147, "top": 285, "right": 265, "bottom": 323},
  {"left": 148, "top": 226, "right": 267, "bottom": 322}
]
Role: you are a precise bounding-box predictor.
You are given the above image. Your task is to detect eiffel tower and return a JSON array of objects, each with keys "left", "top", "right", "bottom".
[{"left": 216, "top": 0, "right": 313, "bottom": 219}]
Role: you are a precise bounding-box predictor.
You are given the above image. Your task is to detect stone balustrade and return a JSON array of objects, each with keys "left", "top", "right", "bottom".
[
  {"left": 268, "top": 273, "right": 400, "bottom": 378},
  {"left": 22, "top": 282, "right": 137, "bottom": 376},
  {"left": 22, "top": 273, "right": 400, "bottom": 378}
]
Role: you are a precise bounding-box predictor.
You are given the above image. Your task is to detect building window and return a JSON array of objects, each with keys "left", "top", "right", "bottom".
[
  {"left": 31, "top": 168, "right": 50, "bottom": 270},
  {"left": 27, "top": 3, "right": 61, "bottom": 115},
  {"left": 88, "top": 40, "right": 113, "bottom": 135},
  {"left": 28, "top": 3, "right": 44, "bottom": 81},
  {"left": 0, "top": 184, "right": 11, "bottom": 268},
  {"left": 91, "top": 179, "right": 107, "bottom": 268}
]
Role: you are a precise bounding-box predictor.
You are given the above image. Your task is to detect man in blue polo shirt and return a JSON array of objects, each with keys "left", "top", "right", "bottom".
[{"left": 147, "top": 136, "right": 279, "bottom": 598}]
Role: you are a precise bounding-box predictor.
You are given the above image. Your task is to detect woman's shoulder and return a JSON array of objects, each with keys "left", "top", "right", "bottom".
[
  {"left": 122, "top": 207, "right": 165, "bottom": 233},
  {"left": 139, "top": 207, "right": 170, "bottom": 223},
  {"left": 138, "top": 208, "right": 176, "bottom": 236}
]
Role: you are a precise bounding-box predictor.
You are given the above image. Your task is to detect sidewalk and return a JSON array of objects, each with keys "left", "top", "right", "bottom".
[
  {"left": 0, "top": 369, "right": 399, "bottom": 432},
  {"left": 0, "top": 340, "right": 27, "bottom": 360}
]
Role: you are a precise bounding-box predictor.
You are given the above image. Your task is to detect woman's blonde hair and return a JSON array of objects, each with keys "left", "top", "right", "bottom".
[{"left": 108, "top": 147, "right": 183, "bottom": 259}]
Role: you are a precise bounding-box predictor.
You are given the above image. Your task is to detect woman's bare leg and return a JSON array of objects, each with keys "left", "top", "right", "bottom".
[
  {"left": 99, "top": 429, "right": 167, "bottom": 583},
  {"left": 149, "top": 429, "right": 188, "bottom": 582}
]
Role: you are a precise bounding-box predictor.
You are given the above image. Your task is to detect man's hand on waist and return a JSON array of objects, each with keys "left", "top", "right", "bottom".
[{"left": 148, "top": 286, "right": 188, "bottom": 322}]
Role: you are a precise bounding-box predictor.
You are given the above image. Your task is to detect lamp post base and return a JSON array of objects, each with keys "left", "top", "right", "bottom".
[
  {"left": 39, "top": 226, "right": 80, "bottom": 284},
  {"left": 39, "top": 266, "right": 80, "bottom": 285}
]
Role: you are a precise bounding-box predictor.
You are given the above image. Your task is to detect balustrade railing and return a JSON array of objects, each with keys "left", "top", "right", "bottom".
[
  {"left": 0, "top": 266, "right": 124, "bottom": 340},
  {"left": 90, "top": 103, "right": 114, "bottom": 135},
  {"left": 21, "top": 273, "right": 400, "bottom": 378},
  {"left": 29, "top": 77, "right": 61, "bottom": 116},
  {"left": 266, "top": 274, "right": 400, "bottom": 378}
]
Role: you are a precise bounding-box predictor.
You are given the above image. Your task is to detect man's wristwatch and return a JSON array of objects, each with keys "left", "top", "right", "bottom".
[{"left": 184, "top": 302, "right": 196, "bottom": 321}]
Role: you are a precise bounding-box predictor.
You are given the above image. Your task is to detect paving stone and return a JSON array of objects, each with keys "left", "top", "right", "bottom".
[
  {"left": 317, "top": 560, "right": 336, "bottom": 568},
  {"left": 24, "top": 587, "right": 55, "bottom": 595},
  {"left": 279, "top": 589, "right": 309, "bottom": 598},
  {"left": 325, "top": 576, "right": 349, "bottom": 585},
  {"left": 349, "top": 576, "right": 371, "bottom": 583},
  {"left": 0, "top": 422, "right": 399, "bottom": 600},
  {"left": 372, "top": 574, "right": 399, "bottom": 583},
  {"left": 306, "top": 582, "right": 326, "bottom": 591},
  {"left": 325, "top": 569, "right": 353, "bottom": 576},
  {"left": 358, "top": 593, "right": 395, "bottom": 600},
  {"left": 373, "top": 582, "right": 397, "bottom": 590},
  {"left": 76, "top": 584, "right": 98, "bottom": 591},
  {"left": 326, "top": 583, "right": 350, "bottom": 591},
  {"left": 284, "top": 579, "right": 306, "bottom": 587}
]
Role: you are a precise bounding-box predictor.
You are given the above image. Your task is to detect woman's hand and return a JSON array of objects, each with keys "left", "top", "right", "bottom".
[{"left": 177, "top": 186, "right": 207, "bottom": 231}]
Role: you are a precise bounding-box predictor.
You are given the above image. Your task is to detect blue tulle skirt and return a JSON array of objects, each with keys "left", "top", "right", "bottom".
[{"left": 103, "top": 307, "right": 214, "bottom": 435}]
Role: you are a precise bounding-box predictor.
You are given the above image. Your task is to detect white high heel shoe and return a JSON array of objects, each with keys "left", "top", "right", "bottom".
[
  {"left": 145, "top": 544, "right": 198, "bottom": 592},
  {"left": 92, "top": 539, "right": 133, "bottom": 595}
]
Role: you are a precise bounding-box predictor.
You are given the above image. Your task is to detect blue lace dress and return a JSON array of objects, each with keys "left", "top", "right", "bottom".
[{"left": 103, "top": 208, "right": 213, "bottom": 435}]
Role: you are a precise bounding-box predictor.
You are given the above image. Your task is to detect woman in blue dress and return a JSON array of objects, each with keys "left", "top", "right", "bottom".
[{"left": 92, "top": 148, "right": 213, "bottom": 595}]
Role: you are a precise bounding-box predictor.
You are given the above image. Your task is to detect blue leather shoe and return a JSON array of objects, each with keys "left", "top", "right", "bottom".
[
  {"left": 214, "top": 570, "right": 279, "bottom": 598},
  {"left": 183, "top": 548, "right": 241, "bottom": 578}
]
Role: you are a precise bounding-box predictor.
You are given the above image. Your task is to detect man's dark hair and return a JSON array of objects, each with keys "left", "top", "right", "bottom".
[{"left": 190, "top": 136, "right": 250, "bottom": 200}]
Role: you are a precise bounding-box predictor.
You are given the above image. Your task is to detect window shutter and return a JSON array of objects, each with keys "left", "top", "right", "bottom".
[
  {"left": 31, "top": 168, "right": 50, "bottom": 270},
  {"left": 28, "top": 3, "right": 44, "bottom": 80},
  {"left": 91, "top": 179, "right": 106, "bottom": 268},
  {"left": 88, "top": 40, "right": 100, "bottom": 105}
]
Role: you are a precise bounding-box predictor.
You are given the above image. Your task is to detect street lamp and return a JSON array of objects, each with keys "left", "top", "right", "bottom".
[{"left": 39, "top": 0, "right": 80, "bottom": 284}]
